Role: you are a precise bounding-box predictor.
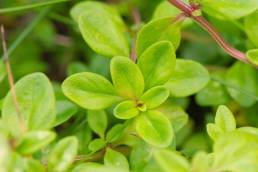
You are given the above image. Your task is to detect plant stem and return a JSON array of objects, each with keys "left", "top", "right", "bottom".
[
  {"left": 1, "top": 7, "right": 50, "bottom": 59},
  {"left": 130, "top": 7, "right": 142, "bottom": 63},
  {"left": 167, "top": 0, "right": 250, "bottom": 64},
  {"left": 1, "top": 26, "right": 26, "bottom": 134},
  {"left": 0, "top": 0, "right": 69, "bottom": 14}
]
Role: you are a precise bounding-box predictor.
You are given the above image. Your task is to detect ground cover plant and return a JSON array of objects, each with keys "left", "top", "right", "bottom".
[{"left": 0, "top": 0, "right": 258, "bottom": 171}]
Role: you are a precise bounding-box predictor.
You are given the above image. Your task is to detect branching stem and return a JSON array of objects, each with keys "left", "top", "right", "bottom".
[{"left": 167, "top": 0, "right": 250, "bottom": 64}]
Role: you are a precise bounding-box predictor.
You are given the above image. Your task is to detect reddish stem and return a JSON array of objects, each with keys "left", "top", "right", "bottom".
[{"left": 167, "top": 0, "right": 249, "bottom": 64}]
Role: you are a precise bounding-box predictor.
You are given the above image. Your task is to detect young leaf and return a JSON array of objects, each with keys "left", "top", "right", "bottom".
[
  {"left": 198, "top": 0, "right": 258, "bottom": 19},
  {"left": 106, "top": 124, "right": 126, "bottom": 143},
  {"left": 140, "top": 86, "right": 169, "bottom": 109},
  {"left": 23, "top": 158, "right": 45, "bottom": 172},
  {"left": 71, "top": 1, "right": 129, "bottom": 57},
  {"left": 246, "top": 49, "right": 258, "bottom": 66},
  {"left": 211, "top": 131, "right": 258, "bottom": 172},
  {"left": 48, "top": 136, "right": 78, "bottom": 172},
  {"left": 165, "top": 59, "right": 210, "bottom": 97},
  {"left": 206, "top": 123, "right": 223, "bottom": 140},
  {"left": 111, "top": 56, "right": 144, "bottom": 99},
  {"left": 88, "top": 138, "right": 106, "bottom": 153},
  {"left": 215, "top": 105, "right": 236, "bottom": 132},
  {"left": 62, "top": 72, "right": 121, "bottom": 110},
  {"left": 114, "top": 100, "right": 139, "bottom": 119},
  {"left": 244, "top": 10, "right": 258, "bottom": 47},
  {"left": 154, "top": 150, "right": 190, "bottom": 172},
  {"left": 136, "top": 110, "right": 173, "bottom": 147},
  {"left": 2, "top": 73, "right": 56, "bottom": 138},
  {"left": 16, "top": 131, "right": 56, "bottom": 155},
  {"left": 54, "top": 100, "right": 78, "bottom": 127},
  {"left": 136, "top": 17, "right": 181, "bottom": 57},
  {"left": 226, "top": 62, "right": 258, "bottom": 107},
  {"left": 104, "top": 148, "right": 129, "bottom": 170},
  {"left": 157, "top": 102, "right": 188, "bottom": 132},
  {"left": 87, "top": 110, "right": 108, "bottom": 138},
  {"left": 137, "top": 41, "right": 176, "bottom": 89}
]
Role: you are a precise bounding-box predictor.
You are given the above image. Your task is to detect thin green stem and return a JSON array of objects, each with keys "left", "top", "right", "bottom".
[
  {"left": 1, "top": 7, "right": 50, "bottom": 59},
  {"left": 49, "top": 13, "right": 76, "bottom": 26},
  {"left": 0, "top": 0, "right": 69, "bottom": 14}
]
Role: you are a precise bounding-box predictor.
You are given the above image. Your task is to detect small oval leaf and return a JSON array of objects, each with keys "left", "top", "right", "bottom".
[
  {"left": 71, "top": 1, "right": 129, "bottom": 57},
  {"left": 114, "top": 100, "right": 139, "bottom": 119},
  {"left": 246, "top": 49, "right": 258, "bottom": 66},
  {"left": 111, "top": 56, "right": 145, "bottom": 99},
  {"left": 16, "top": 131, "right": 56, "bottom": 155},
  {"left": 87, "top": 110, "right": 108, "bottom": 138},
  {"left": 2, "top": 73, "right": 56, "bottom": 138},
  {"left": 140, "top": 86, "right": 169, "bottom": 109},
  {"left": 137, "top": 41, "right": 176, "bottom": 90},
  {"left": 62, "top": 72, "right": 121, "bottom": 110},
  {"left": 165, "top": 59, "right": 210, "bottom": 97},
  {"left": 136, "top": 110, "right": 173, "bottom": 147},
  {"left": 215, "top": 105, "right": 236, "bottom": 132},
  {"left": 136, "top": 17, "right": 181, "bottom": 57},
  {"left": 48, "top": 136, "right": 78, "bottom": 172}
]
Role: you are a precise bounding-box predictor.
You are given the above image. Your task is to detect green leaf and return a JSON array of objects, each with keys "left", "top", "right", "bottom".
[
  {"left": 206, "top": 123, "right": 223, "bottom": 140},
  {"left": 111, "top": 56, "right": 144, "bottom": 99},
  {"left": 62, "top": 72, "right": 121, "bottom": 110},
  {"left": 106, "top": 124, "right": 126, "bottom": 143},
  {"left": 137, "top": 41, "right": 176, "bottom": 89},
  {"left": 226, "top": 62, "right": 258, "bottom": 107},
  {"left": 0, "top": 133, "right": 11, "bottom": 171},
  {"left": 71, "top": 163, "right": 126, "bottom": 172},
  {"left": 54, "top": 100, "right": 78, "bottom": 127},
  {"left": 87, "top": 110, "right": 108, "bottom": 138},
  {"left": 114, "top": 100, "right": 139, "bottom": 119},
  {"left": 215, "top": 105, "right": 236, "bottom": 132},
  {"left": 191, "top": 152, "right": 213, "bottom": 172},
  {"left": 238, "top": 127, "right": 258, "bottom": 136},
  {"left": 71, "top": 1, "right": 129, "bottom": 57},
  {"left": 196, "top": 72, "right": 230, "bottom": 106},
  {"left": 140, "top": 86, "right": 169, "bottom": 109},
  {"left": 154, "top": 149, "right": 190, "bottom": 172},
  {"left": 212, "top": 131, "right": 258, "bottom": 172},
  {"left": 157, "top": 101, "right": 188, "bottom": 132},
  {"left": 136, "top": 17, "right": 181, "bottom": 57},
  {"left": 23, "top": 158, "right": 45, "bottom": 172},
  {"left": 104, "top": 148, "right": 129, "bottom": 170},
  {"left": 48, "top": 136, "right": 78, "bottom": 172},
  {"left": 197, "top": 0, "right": 258, "bottom": 19},
  {"left": 2, "top": 73, "right": 56, "bottom": 138},
  {"left": 246, "top": 49, "right": 258, "bottom": 66},
  {"left": 0, "top": 60, "right": 6, "bottom": 82},
  {"left": 88, "top": 138, "right": 106, "bottom": 153},
  {"left": 244, "top": 10, "right": 258, "bottom": 47},
  {"left": 136, "top": 110, "right": 173, "bottom": 147},
  {"left": 165, "top": 59, "right": 210, "bottom": 97},
  {"left": 16, "top": 131, "right": 56, "bottom": 155},
  {"left": 130, "top": 141, "right": 152, "bottom": 172}
]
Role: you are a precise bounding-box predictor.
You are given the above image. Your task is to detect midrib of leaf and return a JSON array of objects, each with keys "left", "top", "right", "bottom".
[{"left": 0, "top": 0, "right": 69, "bottom": 14}]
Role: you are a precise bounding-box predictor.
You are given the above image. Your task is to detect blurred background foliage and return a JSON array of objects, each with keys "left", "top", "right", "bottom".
[{"left": 0, "top": 0, "right": 258, "bottom": 157}]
